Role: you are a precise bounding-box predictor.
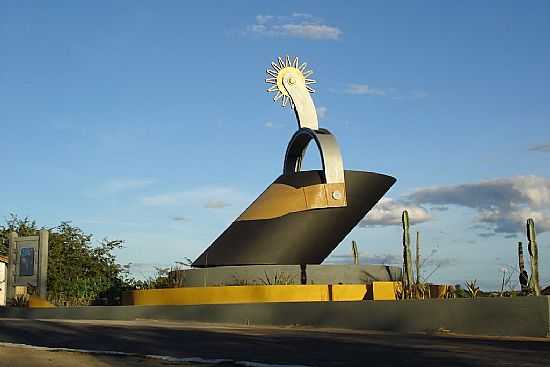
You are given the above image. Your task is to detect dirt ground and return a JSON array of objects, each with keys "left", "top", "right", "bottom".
[{"left": 0, "top": 319, "right": 548, "bottom": 366}]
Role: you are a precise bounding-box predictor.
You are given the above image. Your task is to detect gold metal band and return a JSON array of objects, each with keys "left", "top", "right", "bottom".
[{"left": 237, "top": 182, "right": 347, "bottom": 221}]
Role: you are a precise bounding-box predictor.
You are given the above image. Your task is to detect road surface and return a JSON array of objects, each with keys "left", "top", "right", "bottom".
[{"left": 0, "top": 319, "right": 547, "bottom": 366}]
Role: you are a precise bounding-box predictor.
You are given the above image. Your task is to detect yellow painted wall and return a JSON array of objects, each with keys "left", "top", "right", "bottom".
[
  {"left": 371, "top": 281, "right": 402, "bottom": 301},
  {"left": 123, "top": 282, "right": 401, "bottom": 306},
  {"left": 28, "top": 295, "right": 56, "bottom": 308},
  {"left": 330, "top": 284, "right": 368, "bottom": 301}
]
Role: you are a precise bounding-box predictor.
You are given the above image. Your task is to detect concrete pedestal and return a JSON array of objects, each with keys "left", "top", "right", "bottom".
[{"left": 170, "top": 264, "right": 402, "bottom": 287}]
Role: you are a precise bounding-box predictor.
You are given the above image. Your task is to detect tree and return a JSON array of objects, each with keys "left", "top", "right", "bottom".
[
  {"left": 0, "top": 214, "right": 38, "bottom": 255},
  {"left": 0, "top": 215, "right": 131, "bottom": 306}
]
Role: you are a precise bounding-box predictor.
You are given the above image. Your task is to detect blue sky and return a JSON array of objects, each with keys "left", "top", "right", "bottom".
[{"left": 1, "top": 1, "right": 549, "bottom": 289}]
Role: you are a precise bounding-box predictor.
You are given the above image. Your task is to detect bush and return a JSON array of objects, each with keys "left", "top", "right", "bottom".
[{"left": 1, "top": 215, "right": 132, "bottom": 306}]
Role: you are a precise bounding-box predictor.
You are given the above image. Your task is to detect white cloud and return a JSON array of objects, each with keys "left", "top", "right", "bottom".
[
  {"left": 316, "top": 106, "right": 327, "bottom": 119},
  {"left": 475, "top": 207, "right": 550, "bottom": 235},
  {"left": 344, "top": 84, "right": 387, "bottom": 96},
  {"left": 360, "top": 197, "right": 432, "bottom": 227},
  {"left": 529, "top": 143, "right": 550, "bottom": 153},
  {"left": 410, "top": 176, "right": 550, "bottom": 210},
  {"left": 204, "top": 199, "right": 231, "bottom": 209},
  {"left": 172, "top": 216, "right": 189, "bottom": 222},
  {"left": 264, "top": 121, "right": 274, "bottom": 128},
  {"left": 100, "top": 178, "right": 155, "bottom": 193},
  {"left": 343, "top": 84, "right": 428, "bottom": 100},
  {"left": 142, "top": 187, "right": 241, "bottom": 209},
  {"left": 408, "top": 176, "right": 550, "bottom": 235},
  {"left": 246, "top": 13, "right": 342, "bottom": 40}
]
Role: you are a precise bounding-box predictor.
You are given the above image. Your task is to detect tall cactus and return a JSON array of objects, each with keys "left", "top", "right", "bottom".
[
  {"left": 527, "top": 218, "right": 541, "bottom": 296},
  {"left": 351, "top": 240, "right": 359, "bottom": 265},
  {"left": 402, "top": 210, "right": 413, "bottom": 298},
  {"left": 517, "top": 242, "right": 529, "bottom": 293},
  {"left": 415, "top": 231, "right": 421, "bottom": 285}
]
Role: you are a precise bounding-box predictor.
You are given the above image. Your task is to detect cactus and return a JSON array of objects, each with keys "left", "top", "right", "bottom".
[
  {"left": 518, "top": 242, "right": 529, "bottom": 293},
  {"left": 402, "top": 210, "right": 413, "bottom": 298},
  {"left": 527, "top": 218, "right": 541, "bottom": 296},
  {"left": 465, "top": 280, "right": 480, "bottom": 299},
  {"left": 415, "top": 231, "right": 421, "bottom": 285},
  {"left": 351, "top": 240, "right": 359, "bottom": 265}
]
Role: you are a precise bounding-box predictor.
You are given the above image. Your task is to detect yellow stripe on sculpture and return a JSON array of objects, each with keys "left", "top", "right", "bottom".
[
  {"left": 236, "top": 182, "right": 346, "bottom": 221},
  {"left": 122, "top": 282, "right": 400, "bottom": 306}
]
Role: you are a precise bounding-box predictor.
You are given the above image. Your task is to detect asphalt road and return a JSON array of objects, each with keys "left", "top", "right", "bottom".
[{"left": 0, "top": 319, "right": 548, "bottom": 367}]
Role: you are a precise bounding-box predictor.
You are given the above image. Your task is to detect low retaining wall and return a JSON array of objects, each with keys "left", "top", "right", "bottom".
[
  {"left": 0, "top": 296, "right": 548, "bottom": 337},
  {"left": 121, "top": 283, "right": 399, "bottom": 305}
]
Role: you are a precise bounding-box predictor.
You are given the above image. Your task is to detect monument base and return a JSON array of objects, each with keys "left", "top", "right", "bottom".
[
  {"left": 170, "top": 264, "right": 402, "bottom": 288},
  {"left": 122, "top": 282, "right": 401, "bottom": 306}
]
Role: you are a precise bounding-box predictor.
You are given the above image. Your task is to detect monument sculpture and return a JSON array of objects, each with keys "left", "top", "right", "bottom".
[{"left": 193, "top": 56, "right": 396, "bottom": 268}]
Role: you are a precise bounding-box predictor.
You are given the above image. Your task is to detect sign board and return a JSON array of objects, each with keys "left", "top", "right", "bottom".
[{"left": 6, "top": 230, "right": 49, "bottom": 300}]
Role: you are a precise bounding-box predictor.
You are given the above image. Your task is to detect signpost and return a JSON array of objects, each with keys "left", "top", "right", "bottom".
[{"left": 6, "top": 230, "right": 49, "bottom": 301}]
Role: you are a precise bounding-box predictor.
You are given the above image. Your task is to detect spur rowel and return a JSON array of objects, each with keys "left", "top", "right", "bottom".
[{"left": 192, "top": 128, "right": 396, "bottom": 267}]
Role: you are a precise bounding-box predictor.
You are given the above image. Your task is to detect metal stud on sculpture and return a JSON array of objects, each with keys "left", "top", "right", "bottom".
[{"left": 193, "top": 57, "right": 396, "bottom": 267}]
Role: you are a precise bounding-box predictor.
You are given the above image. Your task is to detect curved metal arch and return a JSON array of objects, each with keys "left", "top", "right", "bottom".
[
  {"left": 282, "top": 71, "right": 319, "bottom": 130},
  {"left": 283, "top": 128, "right": 345, "bottom": 185}
]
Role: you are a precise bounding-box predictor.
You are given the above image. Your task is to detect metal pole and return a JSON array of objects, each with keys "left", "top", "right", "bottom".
[
  {"left": 38, "top": 230, "right": 49, "bottom": 298},
  {"left": 6, "top": 232, "right": 18, "bottom": 301}
]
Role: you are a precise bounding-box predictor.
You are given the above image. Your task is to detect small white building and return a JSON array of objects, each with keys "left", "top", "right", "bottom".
[{"left": 0, "top": 255, "right": 7, "bottom": 306}]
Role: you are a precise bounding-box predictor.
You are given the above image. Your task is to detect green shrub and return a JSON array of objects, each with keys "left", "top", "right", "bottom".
[{"left": 1, "top": 215, "right": 132, "bottom": 306}]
